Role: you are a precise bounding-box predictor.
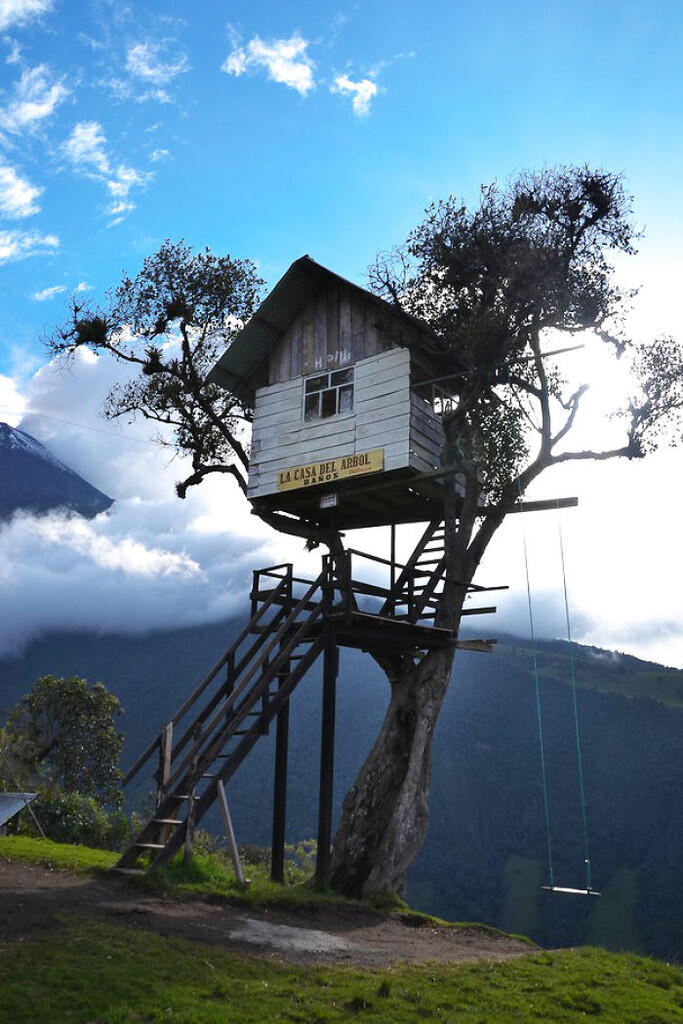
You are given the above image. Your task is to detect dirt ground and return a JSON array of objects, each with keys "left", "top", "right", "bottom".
[{"left": 0, "top": 859, "right": 534, "bottom": 968}]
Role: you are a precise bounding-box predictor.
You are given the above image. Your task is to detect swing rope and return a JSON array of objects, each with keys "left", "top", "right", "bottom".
[
  {"left": 557, "top": 506, "right": 593, "bottom": 892},
  {"left": 518, "top": 482, "right": 555, "bottom": 888}
]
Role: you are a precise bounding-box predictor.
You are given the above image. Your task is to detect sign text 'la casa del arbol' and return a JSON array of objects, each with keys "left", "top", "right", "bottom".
[{"left": 277, "top": 449, "right": 384, "bottom": 492}]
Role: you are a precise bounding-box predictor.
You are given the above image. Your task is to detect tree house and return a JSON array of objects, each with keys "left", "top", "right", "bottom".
[
  {"left": 117, "top": 260, "right": 501, "bottom": 886},
  {"left": 209, "top": 256, "right": 459, "bottom": 529}
]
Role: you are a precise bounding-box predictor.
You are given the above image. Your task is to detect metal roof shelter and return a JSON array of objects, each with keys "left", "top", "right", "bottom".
[{"left": 0, "top": 792, "right": 36, "bottom": 828}]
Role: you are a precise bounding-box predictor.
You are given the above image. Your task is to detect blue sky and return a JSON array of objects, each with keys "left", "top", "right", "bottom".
[
  {"left": 1, "top": 0, "right": 683, "bottom": 373},
  {"left": 1, "top": 0, "right": 683, "bottom": 666}
]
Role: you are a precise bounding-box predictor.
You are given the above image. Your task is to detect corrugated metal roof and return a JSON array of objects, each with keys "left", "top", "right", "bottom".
[{"left": 208, "top": 255, "right": 439, "bottom": 405}]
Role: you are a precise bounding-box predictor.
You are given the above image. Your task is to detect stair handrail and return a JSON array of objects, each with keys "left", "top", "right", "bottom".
[
  {"left": 176, "top": 596, "right": 328, "bottom": 794},
  {"left": 162, "top": 571, "right": 327, "bottom": 794},
  {"left": 122, "top": 573, "right": 292, "bottom": 787}
]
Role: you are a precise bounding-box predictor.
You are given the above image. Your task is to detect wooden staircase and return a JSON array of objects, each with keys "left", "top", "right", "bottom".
[
  {"left": 117, "top": 531, "right": 505, "bottom": 876},
  {"left": 117, "top": 566, "right": 328, "bottom": 871}
]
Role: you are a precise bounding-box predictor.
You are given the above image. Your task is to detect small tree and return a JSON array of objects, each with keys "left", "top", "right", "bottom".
[
  {"left": 5, "top": 675, "right": 124, "bottom": 807},
  {"left": 47, "top": 167, "right": 683, "bottom": 895}
]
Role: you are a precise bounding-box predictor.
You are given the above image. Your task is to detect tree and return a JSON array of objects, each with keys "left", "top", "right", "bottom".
[
  {"left": 5, "top": 675, "right": 124, "bottom": 806},
  {"left": 47, "top": 168, "right": 683, "bottom": 896}
]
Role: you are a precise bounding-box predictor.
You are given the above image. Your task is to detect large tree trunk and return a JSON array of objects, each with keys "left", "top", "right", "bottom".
[{"left": 329, "top": 644, "right": 457, "bottom": 898}]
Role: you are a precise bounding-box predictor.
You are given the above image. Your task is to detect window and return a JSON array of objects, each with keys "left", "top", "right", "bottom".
[{"left": 303, "top": 368, "right": 354, "bottom": 421}]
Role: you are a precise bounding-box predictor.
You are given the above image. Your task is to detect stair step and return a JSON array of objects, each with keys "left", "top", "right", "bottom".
[
  {"left": 135, "top": 842, "right": 166, "bottom": 850},
  {"left": 152, "top": 818, "right": 182, "bottom": 825}
]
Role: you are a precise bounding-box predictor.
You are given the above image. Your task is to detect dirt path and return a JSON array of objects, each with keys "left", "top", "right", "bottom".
[{"left": 0, "top": 859, "right": 533, "bottom": 968}]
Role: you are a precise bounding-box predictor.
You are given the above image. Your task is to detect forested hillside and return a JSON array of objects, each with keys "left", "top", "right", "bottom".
[{"left": 1, "top": 624, "right": 680, "bottom": 960}]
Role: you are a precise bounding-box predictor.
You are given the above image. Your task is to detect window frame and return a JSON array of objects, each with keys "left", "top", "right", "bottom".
[{"left": 302, "top": 366, "right": 355, "bottom": 422}]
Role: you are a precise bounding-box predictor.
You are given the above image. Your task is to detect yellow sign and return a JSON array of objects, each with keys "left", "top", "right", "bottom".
[{"left": 277, "top": 449, "right": 384, "bottom": 492}]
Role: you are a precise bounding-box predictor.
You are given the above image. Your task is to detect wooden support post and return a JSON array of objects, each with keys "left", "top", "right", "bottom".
[
  {"left": 316, "top": 629, "right": 338, "bottom": 886},
  {"left": 156, "top": 722, "right": 173, "bottom": 810},
  {"left": 183, "top": 790, "right": 196, "bottom": 866},
  {"left": 217, "top": 779, "right": 245, "bottom": 887},
  {"left": 155, "top": 722, "right": 174, "bottom": 846},
  {"left": 389, "top": 523, "right": 396, "bottom": 615},
  {"left": 271, "top": 667, "right": 290, "bottom": 884}
]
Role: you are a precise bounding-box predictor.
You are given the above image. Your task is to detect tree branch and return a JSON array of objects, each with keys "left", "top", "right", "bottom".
[{"left": 176, "top": 462, "right": 247, "bottom": 499}]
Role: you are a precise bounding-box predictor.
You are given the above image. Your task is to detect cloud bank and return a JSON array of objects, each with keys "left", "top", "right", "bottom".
[{"left": 0, "top": 350, "right": 278, "bottom": 655}]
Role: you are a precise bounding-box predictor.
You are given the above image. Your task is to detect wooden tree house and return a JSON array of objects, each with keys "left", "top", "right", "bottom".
[
  {"left": 117, "top": 258, "right": 502, "bottom": 882},
  {"left": 209, "top": 255, "right": 463, "bottom": 529}
]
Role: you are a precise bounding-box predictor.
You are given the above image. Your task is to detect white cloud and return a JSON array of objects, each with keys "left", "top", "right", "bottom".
[
  {"left": 0, "top": 0, "right": 52, "bottom": 32},
  {"left": 29, "top": 515, "right": 199, "bottom": 576},
  {"left": 32, "top": 283, "right": 65, "bottom": 301},
  {"left": 32, "top": 280, "right": 90, "bottom": 301},
  {"left": 62, "top": 120, "right": 109, "bottom": 174},
  {"left": 222, "top": 33, "right": 316, "bottom": 97},
  {"left": 331, "top": 74, "right": 377, "bottom": 116},
  {"left": 62, "top": 121, "right": 151, "bottom": 222},
  {"left": 0, "top": 372, "right": 26, "bottom": 424},
  {"left": 0, "top": 161, "right": 41, "bottom": 217},
  {"left": 0, "top": 350, "right": 277, "bottom": 653},
  {"left": 150, "top": 147, "right": 170, "bottom": 162},
  {"left": 0, "top": 227, "right": 57, "bottom": 263},
  {"left": 0, "top": 63, "right": 69, "bottom": 134},
  {"left": 6, "top": 40, "right": 22, "bottom": 65},
  {"left": 125, "top": 41, "right": 189, "bottom": 87}
]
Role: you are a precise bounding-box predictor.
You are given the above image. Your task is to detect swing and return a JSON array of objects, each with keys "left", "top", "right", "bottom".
[{"left": 519, "top": 493, "right": 601, "bottom": 898}]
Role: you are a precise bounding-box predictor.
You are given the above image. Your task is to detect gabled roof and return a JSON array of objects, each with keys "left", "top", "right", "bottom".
[{"left": 208, "top": 255, "right": 438, "bottom": 405}]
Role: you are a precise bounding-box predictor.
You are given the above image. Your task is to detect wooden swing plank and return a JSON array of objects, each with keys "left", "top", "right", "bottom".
[{"left": 542, "top": 885, "right": 601, "bottom": 897}]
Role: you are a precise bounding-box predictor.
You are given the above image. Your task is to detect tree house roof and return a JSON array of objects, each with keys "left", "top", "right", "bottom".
[{"left": 208, "top": 255, "right": 441, "bottom": 406}]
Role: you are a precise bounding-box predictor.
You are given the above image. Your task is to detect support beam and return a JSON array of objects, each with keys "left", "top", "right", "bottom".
[
  {"left": 183, "top": 791, "right": 196, "bottom": 866},
  {"left": 217, "top": 779, "right": 245, "bottom": 887},
  {"left": 271, "top": 665, "right": 291, "bottom": 884},
  {"left": 316, "top": 629, "right": 338, "bottom": 885}
]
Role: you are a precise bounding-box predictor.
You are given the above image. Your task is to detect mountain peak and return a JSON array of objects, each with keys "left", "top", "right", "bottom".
[
  {"left": 0, "top": 421, "right": 70, "bottom": 472},
  {"left": 0, "top": 421, "right": 114, "bottom": 520}
]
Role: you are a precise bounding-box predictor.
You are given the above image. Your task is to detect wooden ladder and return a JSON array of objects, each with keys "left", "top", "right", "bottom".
[{"left": 379, "top": 520, "right": 447, "bottom": 624}]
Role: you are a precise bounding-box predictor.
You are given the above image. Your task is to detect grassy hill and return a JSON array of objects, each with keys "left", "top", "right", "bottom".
[
  {"left": 0, "top": 837, "right": 681, "bottom": 1024},
  {"left": 1, "top": 622, "right": 681, "bottom": 961}
]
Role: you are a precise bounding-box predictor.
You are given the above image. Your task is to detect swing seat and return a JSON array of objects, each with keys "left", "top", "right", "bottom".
[{"left": 542, "top": 885, "right": 601, "bottom": 897}]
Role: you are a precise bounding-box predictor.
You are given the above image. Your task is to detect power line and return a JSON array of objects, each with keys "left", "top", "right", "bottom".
[{"left": 0, "top": 408, "right": 169, "bottom": 449}]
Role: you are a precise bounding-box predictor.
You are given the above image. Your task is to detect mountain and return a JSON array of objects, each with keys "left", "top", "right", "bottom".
[
  {"left": 0, "top": 623, "right": 681, "bottom": 961},
  {"left": 0, "top": 422, "right": 113, "bottom": 519}
]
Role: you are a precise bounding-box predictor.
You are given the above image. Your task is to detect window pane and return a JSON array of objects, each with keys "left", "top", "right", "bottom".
[
  {"left": 331, "top": 368, "right": 353, "bottom": 386},
  {"left": 304, "top": 393, "right": 319, "bottom": 420},
  {"left": 338, "top": 383, "right": 354, "bottom": 412},
  {"left": 305, "top": 373, "right": 328, "bottom": 394},
  {"left": 321, "top": 388, "right": 337, "bottom": 418}
]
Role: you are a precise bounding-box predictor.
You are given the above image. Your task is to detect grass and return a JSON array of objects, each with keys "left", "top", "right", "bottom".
[
  {"left": 1, "top": 836, "right": 681, "bottom": 1022},
  {"left": 0, "top": 834, "right": 119, "bottom": 874},
  {"left": 0, "top": 834, "right": 395, "bottom": 913},
  {"left": 0, "top": 836, "right": 534, "bottom": 940},
  {"left": 0, "top": 918, "right": 681, "bottom": 1023}
]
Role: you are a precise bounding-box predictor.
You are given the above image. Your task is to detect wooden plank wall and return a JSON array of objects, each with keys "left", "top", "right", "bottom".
[
  {"left": 267, "top": 284, "right": 422, "bottom": 385},
  {"left": 249, "top": 347, "right": 415, "bottom": 499},
  {"left": 409, "top": 392, "right": 443, "bottom": 473}
]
